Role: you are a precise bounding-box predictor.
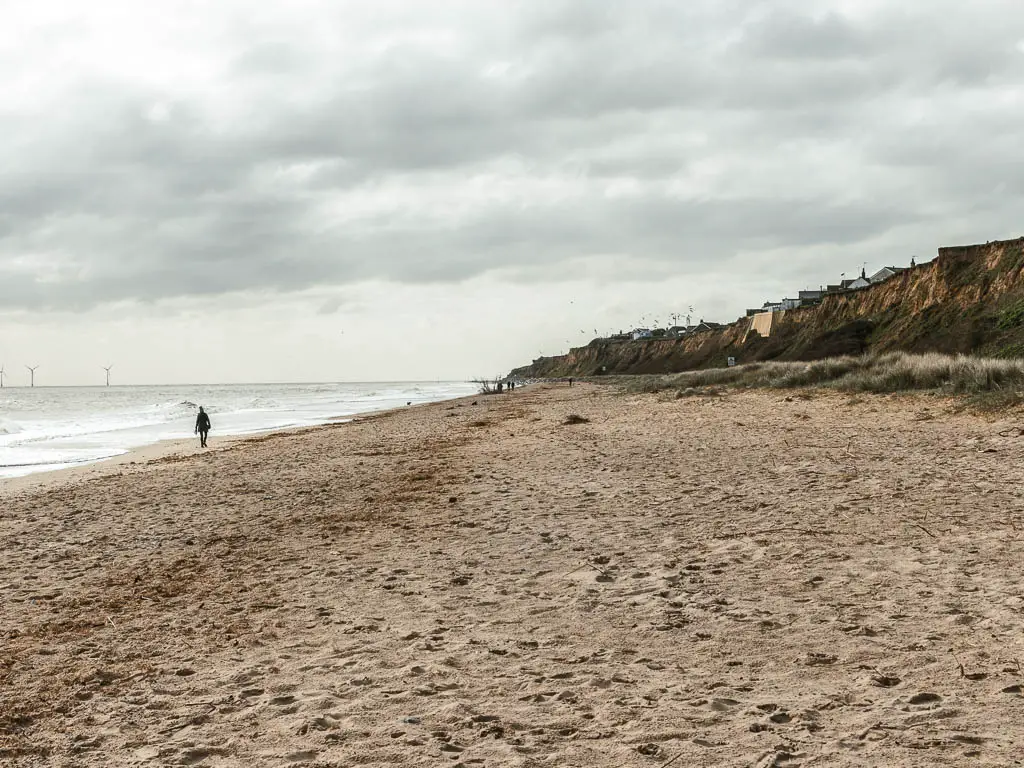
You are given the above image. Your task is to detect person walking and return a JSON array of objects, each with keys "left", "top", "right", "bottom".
[{"left": 195, "top": 406, "right": 211, "bottom": 448}]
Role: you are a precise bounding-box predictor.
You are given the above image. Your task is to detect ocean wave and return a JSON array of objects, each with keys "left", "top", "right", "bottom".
[
  {"left": 142, "top": 400, "right": 200, "bottom": 420},
  {"left": 0, "top": 382, "right": 478, "bottom": 479},
  {"left": 0, "top": 455, "right": 114, "bottom": 469},
  {"left": 246, "top": 397, "right": 279, "bottom": 409}
]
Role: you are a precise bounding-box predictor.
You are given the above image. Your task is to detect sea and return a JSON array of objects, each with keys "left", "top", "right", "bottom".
[{"left": 0, "top": 381, "right": 477, "bottom": 479}]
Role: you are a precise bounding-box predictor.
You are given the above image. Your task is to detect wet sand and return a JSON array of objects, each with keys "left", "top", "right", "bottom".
[
  {"left": 0, "top": 437, "right": 235, "bottom": 496},
  {"left": 3, "top": 383, "right": 1024, "bottom": 766}
]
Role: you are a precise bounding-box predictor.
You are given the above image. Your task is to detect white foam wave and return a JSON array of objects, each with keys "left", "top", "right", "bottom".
[{"left": 0, "top": 381, "right": 475, "bottom": 479}]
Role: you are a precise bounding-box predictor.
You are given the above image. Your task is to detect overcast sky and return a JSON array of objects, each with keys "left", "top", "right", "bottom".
[{"left": 1, "top": 0, "right": 1023, "bottom": 384}]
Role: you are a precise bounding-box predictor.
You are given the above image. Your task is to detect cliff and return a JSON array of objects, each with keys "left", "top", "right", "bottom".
[{"left": 510, "top": 237, "right": 1024, "bottom": 378}]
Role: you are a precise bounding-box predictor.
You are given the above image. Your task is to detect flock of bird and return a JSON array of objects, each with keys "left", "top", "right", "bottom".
[{"left": 552, "top": 306, "right": 697, "bottom": 354}]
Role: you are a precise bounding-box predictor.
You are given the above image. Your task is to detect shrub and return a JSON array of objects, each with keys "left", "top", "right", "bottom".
[
  {"left": 472, "top": 376, "right": 506, "bottom": 395},
  {"left": 626, "top": 351, "right": 1024, "bottom": 405},
  {"left": 997, "top": 300, "right": 1024, "bottom": 330}
]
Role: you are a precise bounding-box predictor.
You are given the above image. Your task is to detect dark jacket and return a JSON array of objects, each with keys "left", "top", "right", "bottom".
[{"left": 195, "top": 412, "right": 211, "bottom": 432}]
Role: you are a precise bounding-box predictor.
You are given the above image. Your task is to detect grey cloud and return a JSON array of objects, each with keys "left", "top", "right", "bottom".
[
  {"left": 738, "top": 10, "right": 870, "bottom": 61},
  {"left": 317, "top": 296, "right": 346, "bottom": 315},
  {"left": 2, "top": 0, "right": 1024, "bottom": 311},
  {"left": 229, "top": 41, "right": 315, "bottom": 76}
]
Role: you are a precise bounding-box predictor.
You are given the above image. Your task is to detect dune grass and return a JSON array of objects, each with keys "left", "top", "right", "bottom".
[{"left": 620, "top": 352, "right": 1024, "bottom": 408}]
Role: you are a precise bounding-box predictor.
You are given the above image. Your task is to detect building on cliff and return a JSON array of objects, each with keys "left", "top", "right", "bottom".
[
  {"left": 840, "top": 268, "right": 872, "bottom": 290},
  {"left": 756, "top": 260, "right": 915, "bottom": 319},
  {"left": 508, "top": 237, "right": 1024, "bottom": 382},
  {"left": 869, "top": 266, "right": 907, "bottom": 284}
]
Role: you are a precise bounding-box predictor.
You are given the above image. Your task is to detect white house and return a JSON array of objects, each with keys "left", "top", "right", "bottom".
[
  {"left": 869, "top": 266, "right": 906, "bottom": 284},
  {"left": 842, "top": 268, "right": 872, "bottom": 290},
  {"left": 631, "top": 328, "right": 653, "bottom": 340}
]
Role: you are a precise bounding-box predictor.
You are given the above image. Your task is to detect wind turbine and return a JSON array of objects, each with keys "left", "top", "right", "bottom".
[
  {"left": 26, "top": 365, "right": 39, "bottom": 387},
  {"left": 103, "top": 365, "right": 113, "bottom": 386}
]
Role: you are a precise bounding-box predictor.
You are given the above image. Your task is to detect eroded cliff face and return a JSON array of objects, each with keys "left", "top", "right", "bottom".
[{"left": 511, "top": 237, "right": 1024, "bottom": 379}]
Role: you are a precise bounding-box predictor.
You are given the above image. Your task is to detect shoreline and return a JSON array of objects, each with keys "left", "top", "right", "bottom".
[
  {"left": 4, "top": 382, "right": 1023, "bottom": 766},
  {"left": 0, "top": 434, "right": 242, "bottom": 497},
  {"left": 0, "top": 392, "right": 480, "bottom": 498}
]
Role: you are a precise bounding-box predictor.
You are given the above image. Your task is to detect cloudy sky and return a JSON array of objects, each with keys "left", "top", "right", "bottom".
[{"left": 1, "top": 0, "right": 1022, "bottom": 384}]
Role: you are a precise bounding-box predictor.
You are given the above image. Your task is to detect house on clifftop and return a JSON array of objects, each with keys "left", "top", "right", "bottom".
[
  {"left": 799, "top": 289, "right": 825, "bottom": 304},
  {"left": 869, "top": 266, "right": 907, "bottom": 284}
]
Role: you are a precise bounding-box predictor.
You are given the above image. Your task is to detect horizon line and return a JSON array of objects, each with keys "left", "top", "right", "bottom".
[{"left": 0, "top": 379, "right": 482, "bottom": 388}]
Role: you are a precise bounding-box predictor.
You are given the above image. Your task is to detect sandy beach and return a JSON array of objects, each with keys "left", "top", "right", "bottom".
[{"left": 3, "top": 383, "right": 1024, "bottom": 767}]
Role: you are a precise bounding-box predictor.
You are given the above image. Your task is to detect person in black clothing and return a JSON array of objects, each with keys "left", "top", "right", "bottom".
[{"left": 195, "top": 406, "right": 211, "bottom": 448}]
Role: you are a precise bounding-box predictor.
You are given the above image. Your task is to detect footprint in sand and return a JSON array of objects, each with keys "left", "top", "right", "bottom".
[
  {"left": 283, "top": 749, "right": 318, "bottom": 763},
  {"left": 302, "top": 715, "right": 340, "bottom": 732},
  {"left": 175, "top": 746, "right": 230, "bottom": 765},
  {"left": 709, "top": 697, "right": 740, "bottom": 711},
  {"left": 870, "top": 674, "right": 901, "bottom": 688},
  {"left": 804, "top": 652, "right": 838, "bottom": 666}
]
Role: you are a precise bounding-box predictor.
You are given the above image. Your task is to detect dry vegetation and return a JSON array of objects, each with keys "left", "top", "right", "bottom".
[
  {"left": 472, "top": 376, "right": 512, "bottom": 395},
  {"left": 562, "top": 413, "right": 590, "bottom": 425},
  {"left": 620, "top": 351, "right": 1024, "bottom": 408}
]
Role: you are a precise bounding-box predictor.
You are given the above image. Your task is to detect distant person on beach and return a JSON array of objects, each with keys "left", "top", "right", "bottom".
[
  {"left": 195, "top": 406, "right": 211, "bottom": 448},
  {"left": 568, "top": 377, "right": 574, "bottom": 387}
]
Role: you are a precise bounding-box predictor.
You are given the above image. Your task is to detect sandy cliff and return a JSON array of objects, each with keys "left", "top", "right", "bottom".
[{"left": 511, "top": 237, "right": 1024, "bottom": 378}]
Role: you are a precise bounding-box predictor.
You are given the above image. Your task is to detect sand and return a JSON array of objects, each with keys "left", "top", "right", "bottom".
[{"left": 2, "top": 383, "right": 1024, "bottom": 766}]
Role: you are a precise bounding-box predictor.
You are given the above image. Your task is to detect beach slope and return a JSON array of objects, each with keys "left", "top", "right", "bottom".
[{"left": 2, "top": 384, "right": 1024, "bottom": 766}]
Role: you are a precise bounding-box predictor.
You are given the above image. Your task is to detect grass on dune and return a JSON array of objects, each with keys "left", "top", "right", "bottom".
[{"left": 619, "top": 352, "right": 1024, "bottom": 408}]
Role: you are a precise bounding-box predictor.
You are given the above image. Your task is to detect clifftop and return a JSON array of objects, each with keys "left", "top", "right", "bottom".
[{"left": 511, "top": 237, "right": 1024, "bottom": 379}]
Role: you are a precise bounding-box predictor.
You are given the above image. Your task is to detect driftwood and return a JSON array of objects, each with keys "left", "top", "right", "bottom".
[
  {"left": 715, "top": 526, "right": 843, "bottom": 539},
  {"left": 564, "top": 559, "right": 613, "bottom": 579},
  {"left": 911, "top": 522, "right": 937, "bottom": 539}
]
